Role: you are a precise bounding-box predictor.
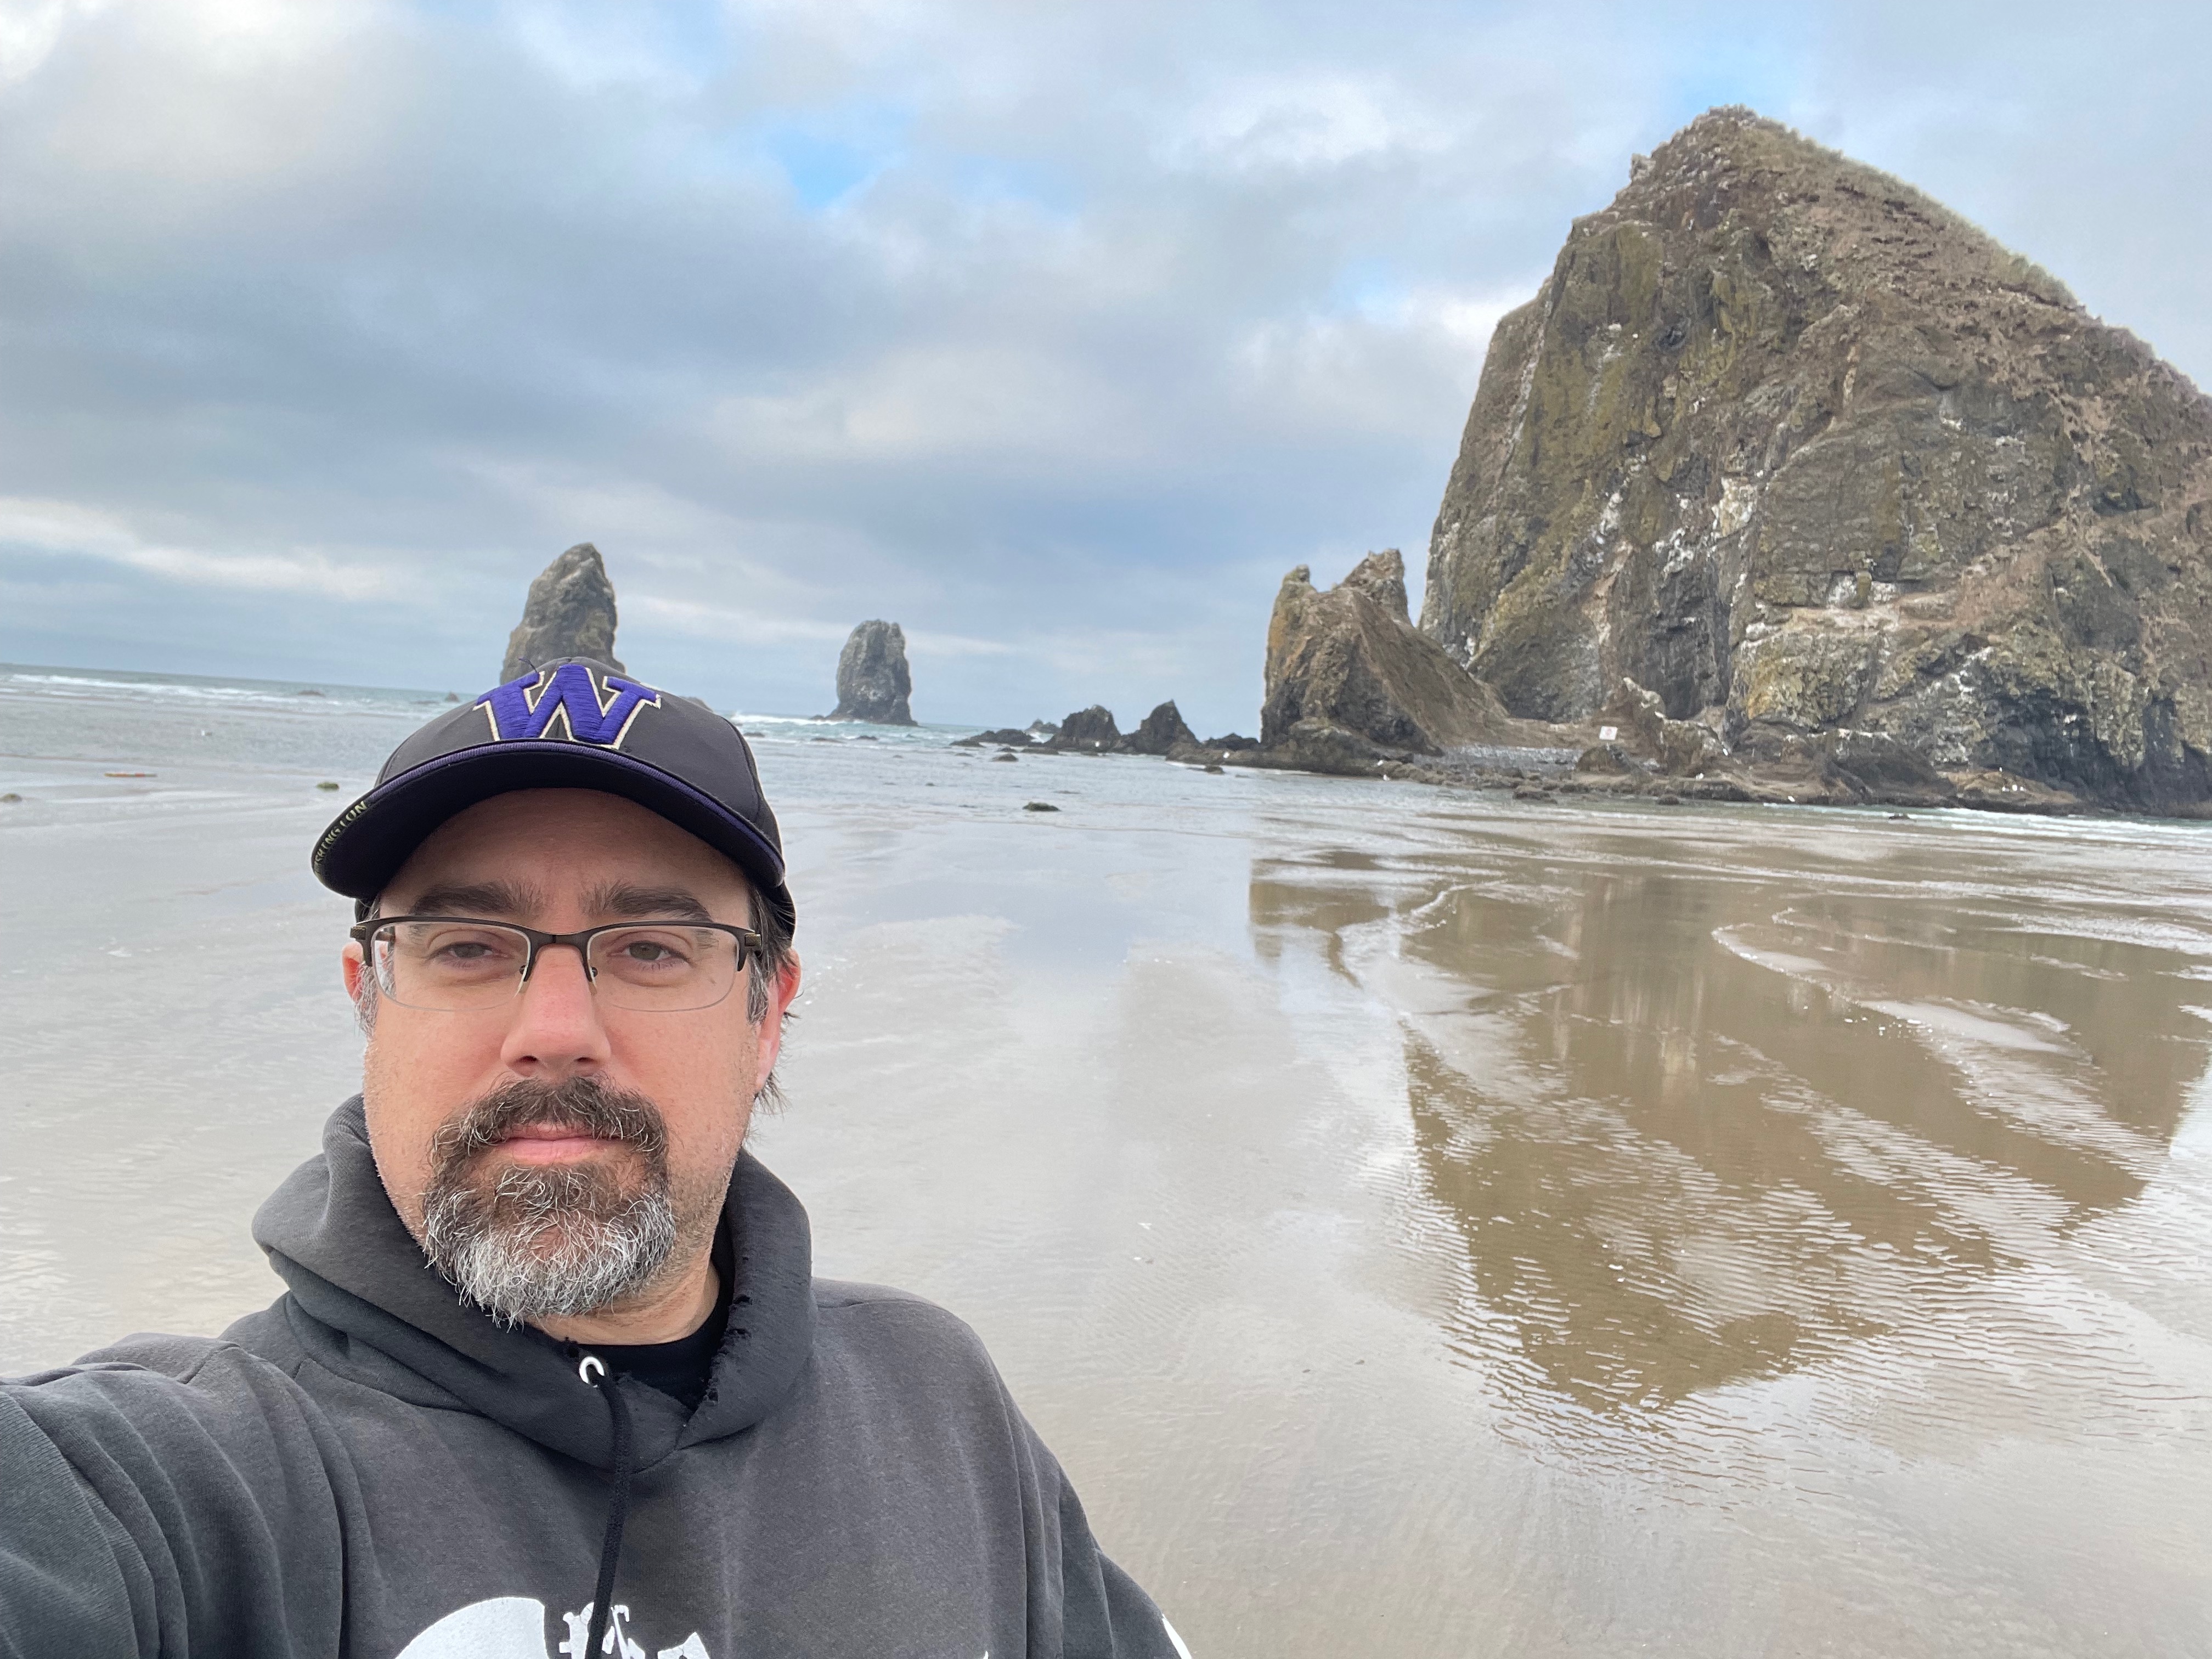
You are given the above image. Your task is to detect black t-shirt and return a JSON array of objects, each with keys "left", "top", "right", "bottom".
[{"left": 589, "top": 1228, "right": 734, "bottom": 1412}]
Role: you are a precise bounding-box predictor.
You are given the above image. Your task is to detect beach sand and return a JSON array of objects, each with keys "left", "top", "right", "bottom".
[{"left": 4, "top": 669, "right": 2210, "bottom": 1655}]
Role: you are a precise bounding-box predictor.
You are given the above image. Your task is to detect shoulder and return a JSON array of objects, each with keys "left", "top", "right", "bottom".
[
  {"left": 806, "top": 1278, "right": 1019, "bottom": 1413},
  {"left": 812, "top": 1276, "right": 967, "bottom": 1317},
  {"left": 812, "top": 1277, "right": 991, "bottom": 1353},
  {"left": 5, "top": 1329, "right": 329, "bottom": 1454},
  {"left": 12, "top": 1329, "right": 281, "bottom": 1391}
]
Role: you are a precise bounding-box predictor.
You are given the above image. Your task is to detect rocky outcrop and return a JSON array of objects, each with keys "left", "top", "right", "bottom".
[
  {"left": 1048, "top": 706, "right": 1122, "bottom": 752},
  {"left": 1420, "top": 106, "right": 2212, "bottom": 813},
  {"left": 501, "top": 543, "right": 623, "bottom": 681},
  {"left": 1599, "top": 678, "right": 1729, "bottom": 776},
  {"left": 1262, "top": 550, "right": 1533, "bottom": 770},
  {"left": 952, "top": 727, "right": 1039, "bottom": 748},
  {"left": 830, "top": 621, "right": 915, "bottom": 724},
  {"left": 961, "top": 704, "right": 1212, "bottom": 759},
  {"left": 1126, "top": 701, "right": 1198, "bottom": 755}
]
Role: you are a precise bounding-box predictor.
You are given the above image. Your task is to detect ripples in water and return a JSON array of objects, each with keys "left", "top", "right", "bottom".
[{"left": 1250, "top": 805, "right": 2212, "bottom": 1492}]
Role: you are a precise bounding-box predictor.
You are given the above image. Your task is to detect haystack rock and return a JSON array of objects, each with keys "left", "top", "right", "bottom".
[
  {"left": 501, "top": 543, "right": 623, "bottom": 681},
  {"left": 1125, "top": 700, "right": 1198, "bottom": 755},
  {"left": 1263, "top": 549, "right": 1529, "bottom": 771},
  {"left": 830, "top": 620, "right": 915, "bottom": 724},
  {"left": 1420, "top": 106, "right": 2212, "bottom": 812}
]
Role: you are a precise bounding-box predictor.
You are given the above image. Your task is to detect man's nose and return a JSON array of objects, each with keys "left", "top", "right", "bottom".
[{"left": 499, "top": 943, "right": 610, "bottom": 1077}]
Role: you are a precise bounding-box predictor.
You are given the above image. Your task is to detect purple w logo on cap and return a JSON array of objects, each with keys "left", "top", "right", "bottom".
[{"left": 475, "top": 664, "right": 662, "bottom": 749}]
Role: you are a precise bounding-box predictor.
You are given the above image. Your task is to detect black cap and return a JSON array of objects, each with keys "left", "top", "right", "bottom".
[{"left": 312, "top": 658, "right": 794, "bottom": 934}]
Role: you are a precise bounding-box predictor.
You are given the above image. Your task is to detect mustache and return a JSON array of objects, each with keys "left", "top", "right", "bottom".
[
  {"left": 427, "top": 1075, "right": 669, "bottom": 1173},
  {"left": 418, "top": 1075, "right": 677, "bottom": 1327}
]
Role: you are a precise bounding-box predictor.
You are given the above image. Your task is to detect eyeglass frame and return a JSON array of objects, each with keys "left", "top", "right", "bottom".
[{"left": 348, "top": 915, "right": 765, "bottom": 1012}]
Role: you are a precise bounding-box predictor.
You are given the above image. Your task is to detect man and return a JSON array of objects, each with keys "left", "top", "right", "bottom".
[{"left": 0, "top": 657, "right": 1189, "bottom": 1659}]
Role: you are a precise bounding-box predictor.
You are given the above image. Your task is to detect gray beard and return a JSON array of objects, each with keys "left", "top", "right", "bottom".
[{"left": 417, "top": 1076, "right": 683, "bottom": 1328}]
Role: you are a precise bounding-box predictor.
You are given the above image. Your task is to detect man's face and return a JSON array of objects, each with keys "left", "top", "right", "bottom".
[{"left": 342, "top": 788, "right": 798, "bottom": 1322}]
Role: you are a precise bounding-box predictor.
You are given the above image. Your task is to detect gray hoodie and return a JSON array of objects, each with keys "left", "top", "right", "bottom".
[{"left": 0, "top": 1100, "right": 1188, "bottom": 1659}]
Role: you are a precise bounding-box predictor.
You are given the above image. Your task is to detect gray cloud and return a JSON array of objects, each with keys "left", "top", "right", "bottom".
[{"left": 1, "top": 0, "right": 2203, "bottom": 733}]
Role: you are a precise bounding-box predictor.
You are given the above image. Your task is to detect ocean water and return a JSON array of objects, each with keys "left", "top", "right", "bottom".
[{"left": 3, "top": 662, "right": 2210, "bottom": 1656}]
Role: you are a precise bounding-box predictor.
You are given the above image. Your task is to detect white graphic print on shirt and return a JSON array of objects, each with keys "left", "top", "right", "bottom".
[
  {"left": 392, "top": 1596, "right": 707, "bottom": 1659},
  {"left": 393, "top": 1594, "right": 1189, "bottom": 1658}
]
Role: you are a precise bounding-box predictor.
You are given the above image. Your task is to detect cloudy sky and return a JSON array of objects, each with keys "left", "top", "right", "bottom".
[{"left": 2, "top": 0, "right": 2205, "bottom": 730}]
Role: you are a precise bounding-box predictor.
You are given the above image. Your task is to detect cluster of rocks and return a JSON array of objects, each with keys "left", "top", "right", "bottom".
[
  {"left": 952, "top": 702, "right": 1257, "bottom": 765},
  {"left": 952, "top": 720, "right": 1058, "bottom": 747},
  {"left": 1243, "top": 108, "right": 2212, "bottom": 818}
]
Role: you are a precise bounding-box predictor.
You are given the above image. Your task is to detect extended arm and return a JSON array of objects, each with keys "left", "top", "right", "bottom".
[{"left": 0, "top": 1345, "right": 348, "bottom": 1659}]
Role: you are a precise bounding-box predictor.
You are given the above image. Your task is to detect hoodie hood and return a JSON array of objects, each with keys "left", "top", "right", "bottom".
[{"left": 252, "top": 1096, "right": 817, "bottom": 1472}]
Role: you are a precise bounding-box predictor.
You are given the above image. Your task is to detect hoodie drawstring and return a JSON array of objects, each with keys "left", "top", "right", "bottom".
[{"left": 577, "top": 1355, "right": 636, "bottom": 1659}]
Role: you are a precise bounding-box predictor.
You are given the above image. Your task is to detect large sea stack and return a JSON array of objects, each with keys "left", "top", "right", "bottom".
[
  {"left": 501, "top": 543, "right": 624, "bottom": 681},
  {"left": 1421, "top": 108, "right": 2212, "bottom": 812},
  {"left": 1263, "top": 549, "right": 1528, "bottom": 771},
  {"left": 830, "top": 620, "right": 915, "bottom": 724}
]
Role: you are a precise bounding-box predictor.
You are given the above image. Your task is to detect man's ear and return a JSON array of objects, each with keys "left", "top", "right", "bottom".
[
  {"left": 344, "top": 940, "right": 382, "bottom": 1036},
  {"left": 753, "top": 952, "right": 802, "bottom": 1075}
]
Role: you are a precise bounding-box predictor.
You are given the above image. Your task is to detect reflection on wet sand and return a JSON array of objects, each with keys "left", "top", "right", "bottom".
[{"left": 1253, "top": 815, "right": 2210, "bottom": 1421}]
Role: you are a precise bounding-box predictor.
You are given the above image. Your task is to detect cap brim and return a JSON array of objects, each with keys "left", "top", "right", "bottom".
[{"left": 312, "top": 741, "right": 795, "bottom": 933}]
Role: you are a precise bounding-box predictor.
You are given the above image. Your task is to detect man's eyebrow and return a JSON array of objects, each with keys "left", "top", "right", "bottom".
[
  {"left": 583, "top": 883, "right": 716, "bottom": 923},
  {"left": 403, "top": 880, "right": 540, "bottom": 918}
]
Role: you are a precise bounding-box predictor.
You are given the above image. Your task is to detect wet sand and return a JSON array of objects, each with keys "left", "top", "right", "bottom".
[{"left": 4, "top": 709, "right": 2209, "bottom": 1655}]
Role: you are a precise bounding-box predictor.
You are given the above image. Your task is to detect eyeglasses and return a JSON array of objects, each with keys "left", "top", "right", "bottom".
[{"left": 349, "top": 916, "right": 763, "bottom": 1013}]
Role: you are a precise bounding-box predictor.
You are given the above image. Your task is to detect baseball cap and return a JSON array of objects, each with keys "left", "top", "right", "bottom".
[{"left": 312, "top": 658, "right": 795, "bottom": 934}]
